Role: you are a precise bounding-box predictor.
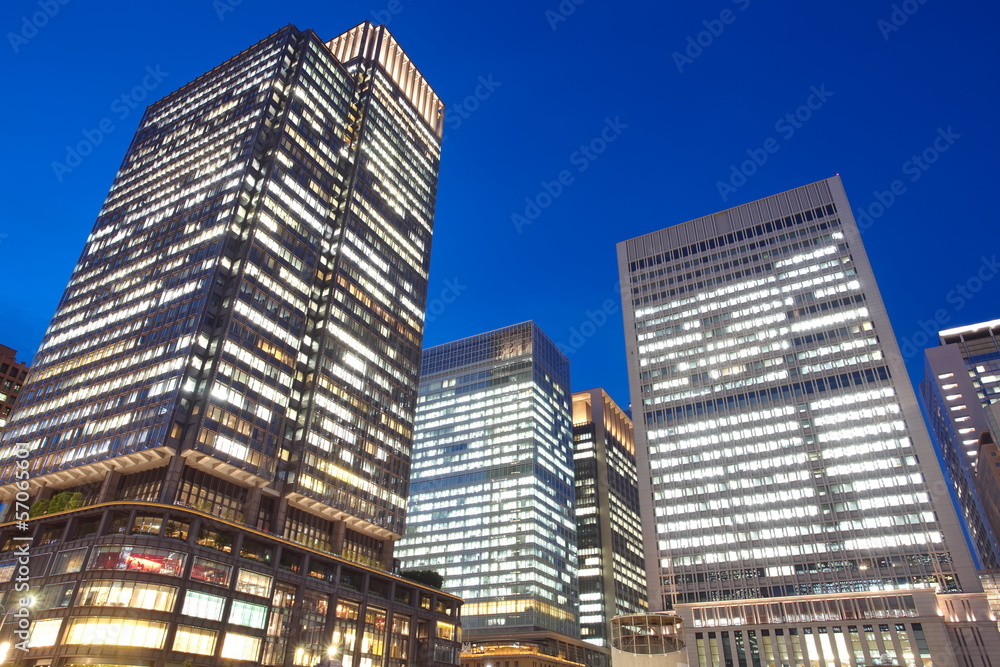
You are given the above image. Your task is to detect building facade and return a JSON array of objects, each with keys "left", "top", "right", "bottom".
[
  {"left": 570, "top": 389, "right": 647, "bottom": 648},
  {"left": 618, "top": 176, "right": 1000, "bottom": 665},
  {"left": 936, "top": 320, "right": 1000, "bottom": 428},
  {"left": 3, "top": 502, "right": 462, "bottom": 667},
  {"left": 608, "top": 613, "right": 685, "bottom": 667},
  {"left": 396, "top": 323, "right": 578, "bottom": 640},
  {"left": 0, "top": 21, "right": 460, "bottom": 667},
  {"left": 921, "top": 321, "right": 1000, "bottom": 571},
  {"left": 675, "top": 589, "right": 974, "bottom": 666},
  {"left": 0, "top": 345, "right": 28, "bottom": 429},
  {"left": 977, "top": 431, "right": 1000, "bottom": 568}
]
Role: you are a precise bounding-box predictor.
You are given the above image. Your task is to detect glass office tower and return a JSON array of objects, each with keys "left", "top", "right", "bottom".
[
  {"left": 571, "top": 389, "right": 647, "bottom": 647},
  {"left": 618, "top": 176, "right": 1000, "bottom": 665},
  {"left": 0, "top": 22, "right": 462, "bottom": 667},
  {"left": 397, "top": 323, "right": 581, "bottom": 639}
]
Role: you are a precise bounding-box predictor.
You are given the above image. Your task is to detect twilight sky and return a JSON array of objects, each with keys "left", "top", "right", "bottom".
[{"left": 1, "top": 0, "right": 999, "bottom": 411}]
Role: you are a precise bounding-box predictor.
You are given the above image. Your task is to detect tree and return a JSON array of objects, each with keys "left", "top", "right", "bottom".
[
  {"left": 47, "top": 491, "right": 71, "bottom": 513},
  {"left": 28, "top": 498, "right": 50, "bottom": 517},
  {"left": 401, "top": 569, "right": 444, "bottom": 589},
  {"left": 66, "top": 492, "right": 84, "bottom": 510}
]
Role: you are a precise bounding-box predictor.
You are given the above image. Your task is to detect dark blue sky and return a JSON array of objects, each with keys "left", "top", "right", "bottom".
[{"left": 2, "top": 0, "right": 999, "bottom": 410}]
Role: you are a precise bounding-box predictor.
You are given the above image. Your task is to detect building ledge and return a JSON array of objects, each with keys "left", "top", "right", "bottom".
[
  {"left": 285, "top": 490, "right": 400, "bottom": 541},
  {"left": 181, "top": 448, "right": 271, "bottom": 488},
  {"left": 0, "top": 445, "right": 175, "bottom": 501}
]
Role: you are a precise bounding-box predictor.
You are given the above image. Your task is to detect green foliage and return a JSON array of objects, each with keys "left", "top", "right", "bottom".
[
  {"left": 47, "top": 491, "right": 79, "bottom": 513},
  {"left": 47, "top": 493, "right": 66, "bottom": 513},
  {"left": 28, "top": 498, "right": 50, "bottom": 517},
  {"left": 66, "top": 492, "right": 84, "bottom": 510},
  {"left": 401, "top": 569, "right": 444, "bottom": 589}
]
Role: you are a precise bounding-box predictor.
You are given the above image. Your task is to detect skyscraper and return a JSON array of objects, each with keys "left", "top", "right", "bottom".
[
  {"left": 921, "top": 319, "right": 1000, "bottom": 570},
  {"left": 0, "top": 22, "right": 463, "bottom": 667},
  {"left": 397, "top": 323, "right": 603, "bottom": 666},
  {"left": 618, "top": 176, "right": 1000, "bottom": 665},
  {"left": 0, "top": 345, "right": 28, "bottom": 429},
  {"left": 571, "top": 389, "right": 647, "bottom": 647}
]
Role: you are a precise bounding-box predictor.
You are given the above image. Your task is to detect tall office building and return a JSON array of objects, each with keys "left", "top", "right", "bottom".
[
  {"left": 0, "top": 345, "right": 28, "bottom": 429},
  {"left": 0, "top": 22, "right": 464, "bottom": 667},
  {"left": 618, "top": 176, "right": 1000, "bottom": 665},
  {"left": 921, "top": 319, "right": 1000, "bottom": 572},
  {"left": 571, "top": 389, "right": 647, "bottom": 647},
  {"left": 397, "top": 323, "right": 604, "bottom": 667}
]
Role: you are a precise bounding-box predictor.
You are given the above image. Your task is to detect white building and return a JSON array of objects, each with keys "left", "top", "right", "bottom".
[{"left": 617, "top": 176, "right": 1000, "bottom": 665}]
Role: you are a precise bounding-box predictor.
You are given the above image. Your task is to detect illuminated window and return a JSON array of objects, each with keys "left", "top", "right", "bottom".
[
  {"left": 64, "top": 617, "right": 168, "bottom": 648},
  {"left": 173, "top": 625, "right": 218, "bottom": 655},
  {"left": 235, "top": 569, "right": 273, "bottom": 597},
  {"left": 221, "top": 632, "right": 262, "bottom": 660},
  {"left": 229, "top": 599, "right": 268, "bottom": 629},
  {"left": 90, "top": 545, "right": 185, "bottom": 576},
  {"left": 28, "top": 618, "right": 63, "bottom": 647},
  {"left": 77, "top": 581, "right": 177, "bottom": 611},
  {"left": 51, "top": 547, "right": 88, "bottom": 574},
  {"left": 131, "top": 515, "right": 163, "bottom": 536},
  {"left": 182, "top": 590, "right": 226, "bottom": 621},
  {"left": 436, "top": 622, "right": 456, "bottom": 640},
  {"left": 191, "top": 557, "right": 232, "bottom": 587}
]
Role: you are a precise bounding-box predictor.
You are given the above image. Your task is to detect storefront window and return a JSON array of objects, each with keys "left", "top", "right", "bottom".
[
  {"left": 235, "top": 568, "right": 273, "bottom": 597},
  {"left": 52, "top": 547, "right": 89, "bottom": 574},
  {"left": 90, "top": 545, "right": 185, "bottom": 577},
  {"left": 191, "top": 557, "right": 232, "bottom": 587}
]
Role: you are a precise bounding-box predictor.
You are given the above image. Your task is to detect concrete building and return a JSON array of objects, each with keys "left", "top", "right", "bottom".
[
  {"left": 937, "top": 320, "right": 1000, "bottom": 432},
  {"left": 0, "top": 345, "right": 28, "bottom": 429},
  {"left": 921, "top": 319, "right": 1000, "bottom": 571},
  {"left": 977, "top": 431, "right": 1000, "bottom": 557},
  {"left": 571, "top": 389, "right": 647, "bottom": 648},
  {"left": 617, "top": 176, "right": 1000, "bottom": 665},
  {"left": 0, "top": 21, "right": 461, "bottom": 667}
]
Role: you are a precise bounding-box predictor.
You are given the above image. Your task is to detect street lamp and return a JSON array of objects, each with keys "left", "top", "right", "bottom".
[
  {"left": 0, "top": 605, "right": 19, "bottom": 665},
  {"left": 0, "top": 599, "right": 36, "bottom": 665}
]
